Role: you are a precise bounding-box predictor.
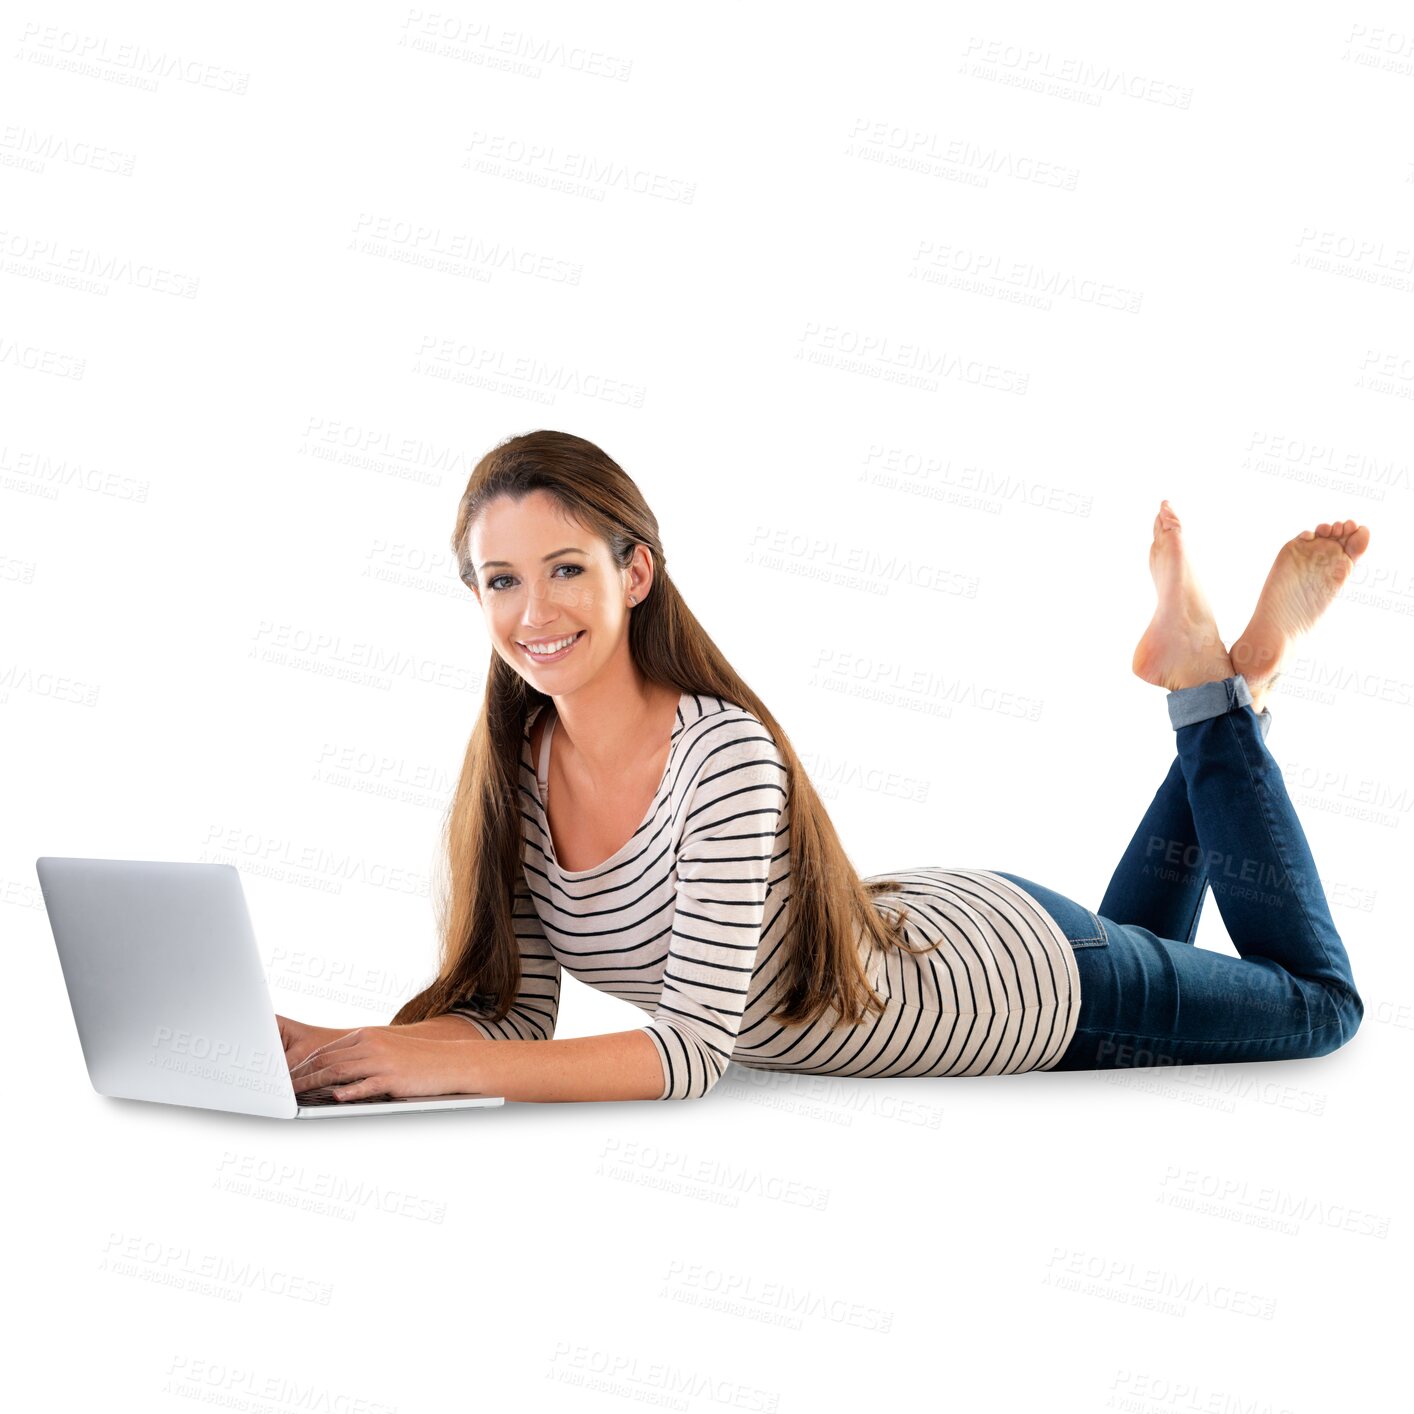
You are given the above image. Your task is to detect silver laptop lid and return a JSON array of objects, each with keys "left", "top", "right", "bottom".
[{"left": 36, "top": 858, "right": 300, "bottom": 1119}]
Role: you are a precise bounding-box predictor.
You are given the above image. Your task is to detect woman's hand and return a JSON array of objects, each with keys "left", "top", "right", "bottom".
[
  {"left": 275, "top": 1014, "right": 354, "bottom": 1073},
  {"left": 287, "top": 1026, "right": 481, "bottom": 1102}
]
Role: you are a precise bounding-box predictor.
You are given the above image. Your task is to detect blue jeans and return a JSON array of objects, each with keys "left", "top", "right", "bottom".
[{"left": 995, "top": 675, "right": 1364, "bottom": 1068}]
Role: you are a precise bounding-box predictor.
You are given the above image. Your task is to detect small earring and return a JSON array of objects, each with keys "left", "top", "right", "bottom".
[{"left": 628, "top": 595, "right": 637, "bottom": 606}]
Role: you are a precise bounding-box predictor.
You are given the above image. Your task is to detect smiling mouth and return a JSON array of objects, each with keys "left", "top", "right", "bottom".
[{"left": 517, "top": 630, "right": 585, "bottom": 662}]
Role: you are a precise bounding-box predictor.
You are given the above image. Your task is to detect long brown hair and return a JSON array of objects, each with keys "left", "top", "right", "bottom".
[{"left": 392, "top": 429, "right": 926, "bottom": 1033}]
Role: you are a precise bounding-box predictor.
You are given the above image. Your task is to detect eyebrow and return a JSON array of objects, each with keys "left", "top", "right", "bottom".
[{"left": 477, "top": 546, "right": 588, "bottom": 571}]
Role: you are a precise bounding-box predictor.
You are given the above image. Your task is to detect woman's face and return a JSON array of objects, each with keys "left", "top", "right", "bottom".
[{"left": 466, "top": 490, "right": 640, "bottom": 686}]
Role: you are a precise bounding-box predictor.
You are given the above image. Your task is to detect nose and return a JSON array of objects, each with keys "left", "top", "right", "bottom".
[
  {"left": 520, "top": 574, "right": 562, "bottom": 627},
  {"left": 528, "top": 572, "right": 594, "bottom": 616},
  {"left": 526, "top": 573, "right": 554, "bottom": 600}
]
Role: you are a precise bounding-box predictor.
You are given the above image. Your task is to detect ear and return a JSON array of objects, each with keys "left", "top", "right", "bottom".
[{"left": 627, "top": 544, "right": 654, "bottom": 602}]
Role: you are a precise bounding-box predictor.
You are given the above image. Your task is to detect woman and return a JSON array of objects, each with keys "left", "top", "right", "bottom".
[{"left": 281, "top": 432, "right": 1369, "bottom": 1103}]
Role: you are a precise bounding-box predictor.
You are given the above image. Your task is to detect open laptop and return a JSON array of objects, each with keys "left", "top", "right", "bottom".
[{"left": 35, "top": 857, "right": 504, "bottom": 1120}]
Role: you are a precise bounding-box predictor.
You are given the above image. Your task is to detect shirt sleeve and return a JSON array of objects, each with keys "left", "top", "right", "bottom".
[
  {"left": 449, "top": 878, "right": 561, "bottom": 1041},
  {"left": 641, "top": 716, "right": 788, "bottom": 1099}
]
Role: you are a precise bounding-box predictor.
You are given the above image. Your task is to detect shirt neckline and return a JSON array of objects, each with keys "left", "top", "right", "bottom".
[{"left": 523, "top": 691, "right": 689, "bottom": 879}]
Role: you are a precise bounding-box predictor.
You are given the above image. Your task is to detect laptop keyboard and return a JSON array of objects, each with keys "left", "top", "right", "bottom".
[
  {"left": 297, "top": 1086, "right": 482, "bottom": 1107},
  {"left": 297, "top": 1086, "right": 394, "bottom": 1107}
]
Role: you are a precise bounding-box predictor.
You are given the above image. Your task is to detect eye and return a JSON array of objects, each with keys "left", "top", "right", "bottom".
[{"left": 488, "top": 564, "right": 584, "bottom": 592}]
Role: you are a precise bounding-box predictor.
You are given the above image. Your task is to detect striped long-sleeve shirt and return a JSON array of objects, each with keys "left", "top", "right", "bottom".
[{"left": 452, "top": 692, "right": 1081, "bottom": 1099}]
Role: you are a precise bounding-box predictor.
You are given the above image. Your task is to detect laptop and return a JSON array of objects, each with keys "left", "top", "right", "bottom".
[{"left": 35, "top": 857, "right": 504, "bottom": 1120}]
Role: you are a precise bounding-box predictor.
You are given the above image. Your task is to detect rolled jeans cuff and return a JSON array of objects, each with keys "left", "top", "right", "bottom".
[{"left": 1167, "top": 673, "right": 1260, "bottom": 731}]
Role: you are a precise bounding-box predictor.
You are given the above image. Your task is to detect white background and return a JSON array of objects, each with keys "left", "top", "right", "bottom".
[{"left": 7, "top": 3, "right": 1410, "bottom": 1408}]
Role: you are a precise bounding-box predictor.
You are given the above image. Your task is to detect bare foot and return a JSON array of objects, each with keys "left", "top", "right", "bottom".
[
  {"left": 1132, "top": 500, "right": 1236, "bottom": 692},
  {"left": 1230, "top": 518, "right": 1371, "bottom": 713}
]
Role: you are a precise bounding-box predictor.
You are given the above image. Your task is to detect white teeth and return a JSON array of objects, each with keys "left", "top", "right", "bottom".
[{"left": 520, "top": 632, "right": 579, "bottom": 655}]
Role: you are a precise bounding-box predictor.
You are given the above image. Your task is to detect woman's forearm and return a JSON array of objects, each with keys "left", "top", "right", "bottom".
[
  {"left": 459, "top": 1030, "right": 666, "bottom": 1103},
  {"left": 391, "top": 1013, "right": 485, "bottom": 1039}
]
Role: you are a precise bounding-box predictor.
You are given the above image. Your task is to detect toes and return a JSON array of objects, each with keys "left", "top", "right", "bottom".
[{"left": 1346, "top": 524, "right": 1371, "bottom": 559}]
